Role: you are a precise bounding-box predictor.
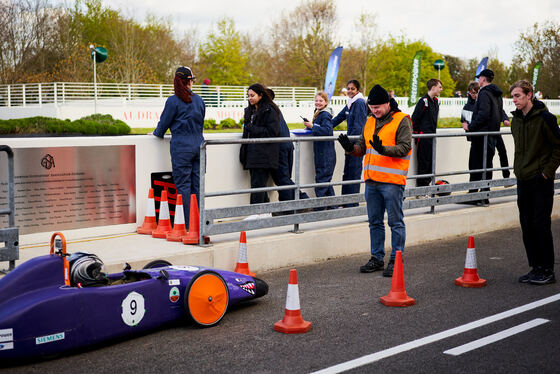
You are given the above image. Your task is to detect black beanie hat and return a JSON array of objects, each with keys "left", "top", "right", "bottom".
[{"left": 367, "top": 84, "right": 390, "bottom": 105}]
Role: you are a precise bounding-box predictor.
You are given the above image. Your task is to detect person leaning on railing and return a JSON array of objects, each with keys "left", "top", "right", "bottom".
[{"left": 153, "top": 66, "right": 205, "bottom": 229}]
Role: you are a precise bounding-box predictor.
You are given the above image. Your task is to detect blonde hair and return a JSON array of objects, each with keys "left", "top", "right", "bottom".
[{"left": 313, "top": 91, "right": 329, "bottom": 120}]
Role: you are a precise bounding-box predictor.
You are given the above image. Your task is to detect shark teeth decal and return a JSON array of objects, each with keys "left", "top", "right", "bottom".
[{"left": 239, "top": 281, "right": 255, "bottom": 295}]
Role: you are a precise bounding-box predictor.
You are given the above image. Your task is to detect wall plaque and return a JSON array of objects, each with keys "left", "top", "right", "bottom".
[{"left": 0, "top": 145, "right": 136, "bottom": 235}]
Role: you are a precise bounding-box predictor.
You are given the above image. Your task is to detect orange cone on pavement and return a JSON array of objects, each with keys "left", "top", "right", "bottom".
[
  {"left": 167, "top": 194, "right": 188, "bottom": 242},
  {"left": 137, "top": 188, "right": 158, "bottom": 235},
  {"left": 234, "top": 231, "right": 256, "bottom": 277},
  {"left": 182, "top": 194, "right": 200, "bottom": 245},
  {"left": 455, "top": 236, "right": 486, "bottom": 288},
  {"left": 152, "top": 190, "right": 172, "bottom": 238},
  {"left": 274, "top": 269, "right": 312, "bottom": 334},
  {"left": 380, "top": 251, "right": 415, "bottom": 307}
]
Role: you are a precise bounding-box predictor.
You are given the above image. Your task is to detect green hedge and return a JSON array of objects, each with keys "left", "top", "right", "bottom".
[{"left": 0, "top": 114, "right": 131, "bottom": 135}]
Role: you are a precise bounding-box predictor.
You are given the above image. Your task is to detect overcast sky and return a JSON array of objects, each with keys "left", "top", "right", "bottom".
[{"left": 108, "top": 0, "right": 559, "bottom": 65}]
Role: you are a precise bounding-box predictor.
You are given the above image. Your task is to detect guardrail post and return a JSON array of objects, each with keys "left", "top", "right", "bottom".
[
  {"left": 199, "top": 143, "right": 207, "bottom": 245},
  {"left": 293, "top": 139, "right": 302, "bottom": 233},
  {"left": 292, "top": 87, "right": 296, "bottom": 101},
  {"left": 38, "top": 83, "right": 42, "bottom": 107},
  {"left": 128, "top": 83, "right": 132, "bottom": 101},
  {"left": 430, "top": 134, "right": 437, "bottom": 213},
  {"left": 62, "top": 82, "right": 65, "bottom": 103},
  {"left": 7, "top": 85, "right": 10, "bottom": 107},
  {"left": 22, "top": 84, "right": 26, "bottom": 107},
  {"left": 54, "top": 82, "right": 57, "bottom": 105},
  {"left": 159, "top": 85, "right": 163, "bottom": 98}
]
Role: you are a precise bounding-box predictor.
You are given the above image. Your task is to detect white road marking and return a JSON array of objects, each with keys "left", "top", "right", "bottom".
[
  {"left": 311, "top": 293, "right": 560, "bottom": 374},
  {"left": 443, "top": 318, "right": 550, "bottom": 356}
]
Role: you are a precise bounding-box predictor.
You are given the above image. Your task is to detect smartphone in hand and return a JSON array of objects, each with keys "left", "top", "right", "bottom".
[{"left": 300, "top": 115, "right": 309, "bottom": 122}]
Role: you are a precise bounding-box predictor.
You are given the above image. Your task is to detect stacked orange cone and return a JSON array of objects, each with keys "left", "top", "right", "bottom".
[
  {"left": 380, "top": 251, "right": 415, "bottom": 307},
  {"left": 167, "top": 194, "right": 188, "bottom": 242},
  {"left": 455, "top": 236, "right": 486, "bottom": 287},
  {"left": 234, "top": 231, "right": 256, "bottom": 277},
  {"left": 152, "top": 190, "right": 172, "bottom": 238},
  {"left": 137, "top": 188, "right": 157, "bottom": 235},
  {"left": 274, "top": 269, "right": 312, "bottom": 334}
]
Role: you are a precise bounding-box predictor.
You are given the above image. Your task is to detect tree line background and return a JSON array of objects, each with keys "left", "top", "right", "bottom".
[{"left": 1, "top": 0, "right": 558, "bottom": 98}]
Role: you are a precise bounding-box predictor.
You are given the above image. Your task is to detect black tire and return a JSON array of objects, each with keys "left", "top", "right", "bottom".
[{"left": 142, "top": 259, "right": 172, "bottom": 269}]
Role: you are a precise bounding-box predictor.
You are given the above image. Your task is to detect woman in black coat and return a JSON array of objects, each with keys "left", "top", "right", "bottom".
[{"left": 240, "top": 83, "right": 281, "bottom": 204}]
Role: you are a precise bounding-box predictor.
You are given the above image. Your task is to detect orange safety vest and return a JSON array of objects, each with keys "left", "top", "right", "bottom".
[{"left": 363, "top": 111, "right": 411, "bottom": 185}]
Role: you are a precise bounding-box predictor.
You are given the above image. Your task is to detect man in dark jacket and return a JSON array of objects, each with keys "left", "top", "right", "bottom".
[
  {"left": 411, "top": 78, "right": 442, "bottom": 188},
  {"left": 510, "top": 80, "right": 560, "bottom": 285},
  {"left": 461, "top": 69, "right": 505, "bottom": 204}
]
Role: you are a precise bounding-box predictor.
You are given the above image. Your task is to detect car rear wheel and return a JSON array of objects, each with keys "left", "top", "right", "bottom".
[
  {"left": 142, "top": 259, "right": 172, "bottom": 269},
  {"left": 186, "top": 272, "right": 229, "bottom": 326}
]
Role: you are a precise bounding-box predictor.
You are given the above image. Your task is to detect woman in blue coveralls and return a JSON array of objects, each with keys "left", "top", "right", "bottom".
[
  {"left": 332, "top": 80, "right": 367, "bottom": 207},
  {"left": 153, "top": 66, "right": 205, "bottom": 229},
  {"left": 304, "top": 91, "right": 336, "bottom": 201}
]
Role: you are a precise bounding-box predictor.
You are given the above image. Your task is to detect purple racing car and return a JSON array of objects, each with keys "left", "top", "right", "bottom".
[{"left": 0, "top": 232, "right": 268, "bottom": 361}]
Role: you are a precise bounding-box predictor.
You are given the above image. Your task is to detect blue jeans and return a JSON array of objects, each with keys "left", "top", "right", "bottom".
[{"left": 365, "top": 182, "right": 406, "bottom": 262}]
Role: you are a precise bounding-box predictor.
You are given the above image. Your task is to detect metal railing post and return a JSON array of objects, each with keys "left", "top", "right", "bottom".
[
  {"left": 38, "top": 83, "right": 42, "bottom": 106},
  {"left": 62, "top": 83, "right": 66, "bottom": 103},
  {"left": 430, "top": 134, "right": 437, "bottom": 213},
  {"left": 128, "top": 84, "right": 131, "bottom": 101},
  {"left": 7, "top": 85, "right": 10, "bottom": 107},
  {"left": 54, "top": 83, "right": 57, "bottom": 105},
  {"left": 199, "top": 143, "right": 207, "bottom": 245},
  {"left": 22, "top": 84, "right": 26, "bottom": 107},
  {"left": 293, "top": 139, "right": 302, "bottom": 233},
  {"left": 482, "top": 134, "right": 488, "bottom": 181}
]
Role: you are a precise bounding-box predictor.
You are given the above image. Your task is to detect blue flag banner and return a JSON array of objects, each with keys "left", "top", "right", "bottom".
[
  {"left": 324, "top": 46, "right": 343, "bottom": 99},
  {"left": 475, "top": 57, "right": 488, "bottom": 82}
]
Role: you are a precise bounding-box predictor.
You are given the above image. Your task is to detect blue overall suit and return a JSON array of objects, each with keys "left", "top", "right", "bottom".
[
  {"left": 332, "top": 97, "right": 367, "bottom": 205},
  {"left": 153, "top": 93, "right": 205, "bottom": 228}
]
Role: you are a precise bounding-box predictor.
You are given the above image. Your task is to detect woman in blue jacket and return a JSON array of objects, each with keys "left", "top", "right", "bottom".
[
  {"left": 153, "top": 66, "right": 205, "bottom": 228},
  {"left": 332, "top": 80, "right": 367, "bottom": 205},
  {"left": 304, "top": 91, "right": 336, "bottom": 199}
]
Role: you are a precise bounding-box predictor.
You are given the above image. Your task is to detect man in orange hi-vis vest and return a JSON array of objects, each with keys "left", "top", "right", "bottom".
[{"left": 338, "top": 85, "right": 412, "bottom": 277}]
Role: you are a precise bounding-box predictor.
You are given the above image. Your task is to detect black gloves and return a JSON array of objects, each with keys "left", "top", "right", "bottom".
[
  {"left": 337, "top": 134, "right": 354, "bottom": 153},
  {"left": 370, "top": 135, "right": 384, "bottom": 154}
]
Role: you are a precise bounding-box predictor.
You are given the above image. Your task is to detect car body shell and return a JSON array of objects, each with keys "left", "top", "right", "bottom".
[{"left": 0, "top": 253, "right": 268, "bottom": 361}]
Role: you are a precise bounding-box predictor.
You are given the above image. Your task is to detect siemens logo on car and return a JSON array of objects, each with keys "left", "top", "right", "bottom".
[{"left": 36, "top": 332, "right": 65, "bottom": 345}]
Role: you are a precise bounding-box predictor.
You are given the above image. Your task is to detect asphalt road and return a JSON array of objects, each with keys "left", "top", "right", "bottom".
[{"left": 3, "top": 220, "right": 560, "bottom": 374}]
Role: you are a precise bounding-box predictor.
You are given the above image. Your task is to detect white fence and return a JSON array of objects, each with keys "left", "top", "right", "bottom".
[{"left": 0, "top": 82, "right": 559, "bottom": 127}]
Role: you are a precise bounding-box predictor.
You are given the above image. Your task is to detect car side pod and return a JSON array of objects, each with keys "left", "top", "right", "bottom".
[
  {"left": 455, "top": 236, "right": 487, "bottom": 288},
  {"left": 379, "top": 251, "right": 415, "bottom": 307},
  {"left": 274, "top": 269, "right": 312, "bottom": 334}
]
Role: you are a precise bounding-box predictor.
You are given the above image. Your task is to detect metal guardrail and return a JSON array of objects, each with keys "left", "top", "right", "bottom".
[
  {"left": 196, "top": 130, "right": 559, "bottom": 245},
  {"left": 0, "top": 145, "right": 19, "bottom": 272},
  {"left": 0, "top": 83, "right": 317, "bottom": 108}
]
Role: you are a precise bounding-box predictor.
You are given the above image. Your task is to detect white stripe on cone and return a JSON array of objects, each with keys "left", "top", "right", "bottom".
[
  {"left": 238, "top": 242, "right": 248, "bottom": 263},
  {"left": 285, "top": 284, "right": 301, "bottom": 311},
  {"left": 464, "top": 248, "right": 477, "bottom": 269},
  {"left": 146, "top": 196, "right": 155, "bottom": 217},
  {"left": 174, "top": 201, "right": 185, "bottom": 225},
  {"left": 159, "top": 201, "right": 170, "bottom": 220}
]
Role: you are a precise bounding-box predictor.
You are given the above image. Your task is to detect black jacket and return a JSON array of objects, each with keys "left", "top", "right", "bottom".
[
  {"left": 241, "top": 102, "right": 281, "bottom": 169},
  {"left": 511, "top": 100, "right": 560, "bottom": 181},
  {"left": 468, "top": 84, "right": 504, "bottom": 132},
  {"left": 411, "top": 94, "right": 439, "bottom": 134}
]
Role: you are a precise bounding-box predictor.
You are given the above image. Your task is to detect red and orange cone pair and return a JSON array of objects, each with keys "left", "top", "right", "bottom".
[
  {"left": 455, "top": 236, "right": 486, "bottom": 287},
  {"left": 380, "top": 250, "right": 415, "bottom": 307},
  {"left": 152, "top": 190, "right": 172, "bottom": 238},
  {"left": 167, "top": 194, "right": 188, "bottom": 242},
  {"left": 137, "top": 188, "right": 157, "bottom": 235},
  {"left": 234, "top": 231, "right": 256, "bottom": 277},
  {"left": 274, "top": 269, "right": 312, "bottom": 334}
]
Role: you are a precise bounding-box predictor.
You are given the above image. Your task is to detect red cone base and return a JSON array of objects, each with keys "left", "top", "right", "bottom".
[
  {"left": 273, "top": 310, "right": 312, "bottom": 334},
  {"left": 234, "top": 262, "right": 256, "bottom": 277},
  {"left": 455, "top": 269, "right": 487, "bottom": 288}
]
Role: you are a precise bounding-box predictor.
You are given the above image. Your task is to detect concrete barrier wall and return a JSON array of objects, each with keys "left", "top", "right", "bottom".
[{"left": 1, "top": 129, "right": 516, "bottom": 245}]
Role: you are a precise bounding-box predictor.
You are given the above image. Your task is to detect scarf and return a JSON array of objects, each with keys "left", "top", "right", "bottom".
[{"left": 347, "top": 92, "right": 365, "bottom": 109}]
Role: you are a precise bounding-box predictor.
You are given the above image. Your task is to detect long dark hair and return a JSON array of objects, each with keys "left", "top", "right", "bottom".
[
  {"left": 174, "top": 75, "right": 193, "bottom": 104},
  {"left": 347, "top": 79, "right": 361, "bottom": 91},
  {"left": 247, "top": 83, "right": 281, "bottom": 117}
]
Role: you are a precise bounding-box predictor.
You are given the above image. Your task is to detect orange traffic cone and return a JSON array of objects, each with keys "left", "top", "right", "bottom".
[
  {"left": 182, "top": 194, "right": 200, "bottom": 245},
  {"left": 274, "top": 269, "right": 312, "bottom": 334},
  {"left": 167, "top": 194, "right": 188, "bottom": 242},
  {"left": 455, "top": 236, "right": 486, "bottom": 288},
  {"left": 152, "top": 190, "right": 172, "bottom": 238},
  {"left": 380, "top": 251, "right": 415, "bottom": 307},
  {"left": 137, "top": 188, "right": 157, "bottom": 235},
  {"left": 234, "top": 231, "right": 256, "bottom": 277}
]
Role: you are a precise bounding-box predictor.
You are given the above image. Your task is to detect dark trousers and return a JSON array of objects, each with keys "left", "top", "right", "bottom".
[
  {"left": 171, "top": 149, "right": 200, "bottom": 229},
  {"left": 270, "top": 146, "right": 309, "bottom": 201},
  {"left": 415, "top": 138, "right": 433, "bottom": 187},
  {"left": 341, "top": 154, "right": 363, "bottom": 207},
  {"left": 495, "top": 135, "right": 510, "bottom": 178},
  {"left": 249, "top": 168, "right": 275, "bottom": 204},
  {"left": 468, "top": 137, "right": 495, "bottom": 192},
  {"left": 517, "top": 175, "right": 555, "bottom": 270}
]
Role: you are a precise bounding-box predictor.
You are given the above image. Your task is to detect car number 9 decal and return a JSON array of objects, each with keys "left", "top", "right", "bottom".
[{"left": 121, "top": 291, "right": 145, "bottom": 327}]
